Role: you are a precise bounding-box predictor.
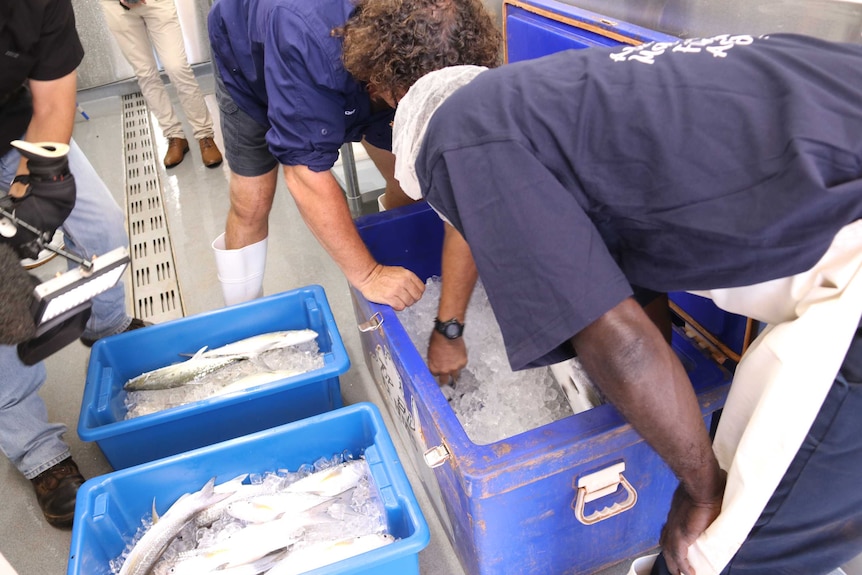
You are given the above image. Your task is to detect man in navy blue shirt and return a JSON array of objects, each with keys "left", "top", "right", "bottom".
[
  {"left": 389, "top": 35, "right": 862, "bottom": 575},
  {"left": 206, "top": 0, "right": 500, "bottom": 308}
]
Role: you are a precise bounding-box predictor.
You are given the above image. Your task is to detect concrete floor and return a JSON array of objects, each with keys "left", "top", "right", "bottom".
[{"left": 1, "top": 72, "right": 861, "bottom": 575}]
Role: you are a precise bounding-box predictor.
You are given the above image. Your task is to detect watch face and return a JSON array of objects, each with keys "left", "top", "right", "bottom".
[
  {"left": 444, "top": 322, "right": 462, "bottom": 338},
  {"left": 436, "top": 319, "right": 463, "bottom": 339}
]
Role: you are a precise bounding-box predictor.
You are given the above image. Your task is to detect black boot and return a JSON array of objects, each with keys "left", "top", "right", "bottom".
[
  {"left": 30, "top": 457, "right": 84, "bottom": 529},
  {"left": 80, "top": 317, "right": 152, "bottom": 348}
]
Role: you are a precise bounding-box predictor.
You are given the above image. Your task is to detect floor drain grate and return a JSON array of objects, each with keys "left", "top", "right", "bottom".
[{"left": 121, "top": 92, "right": 184, "bottom": 323}]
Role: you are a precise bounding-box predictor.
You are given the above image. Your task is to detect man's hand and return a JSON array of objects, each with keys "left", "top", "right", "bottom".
[
  {"left": 427, "top": 330, "right": 467, "bottom": 385},
  {"left": 356, "top": 263, "right": 424, "bottom": 311},
  {"left": 8, "top": 178, "right": 28, "bottom": 198},
  {"left": 659, "top": 471, "right": 726, "bottom": 575}
]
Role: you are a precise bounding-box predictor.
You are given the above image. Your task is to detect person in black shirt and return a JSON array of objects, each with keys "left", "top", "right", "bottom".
[
  {"left": 380, "top": 35, "right": 862, "bottom": 574},
  {"left": 0, "top": 0, "right": 147, "bottom": 529}
]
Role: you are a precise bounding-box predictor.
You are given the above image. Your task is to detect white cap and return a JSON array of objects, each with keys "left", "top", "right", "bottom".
[{"left": 392, "top": 65, "right": 488, "bottom": 200}]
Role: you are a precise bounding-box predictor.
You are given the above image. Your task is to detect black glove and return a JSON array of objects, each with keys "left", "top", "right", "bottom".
[{"left": 0, "top": 141, "right": 76, "bottom": 260}]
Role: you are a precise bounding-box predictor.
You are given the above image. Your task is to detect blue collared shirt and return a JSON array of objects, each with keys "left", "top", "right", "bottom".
[{"left": 208, "top": 0, "right": 394, "bottom": 171}]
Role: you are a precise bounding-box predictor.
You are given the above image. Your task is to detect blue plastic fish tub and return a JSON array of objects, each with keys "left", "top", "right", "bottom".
[
  {"left": 68, "top": 402, "right": 429, "bottom": 575},
  {"left": 78, "top": 285, "right": 349, "bottom": 469},
  {"left": 351, "top": 202, "right": 733, "bottom": 575}
]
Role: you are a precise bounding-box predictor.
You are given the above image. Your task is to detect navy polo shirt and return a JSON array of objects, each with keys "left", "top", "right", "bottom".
[
  {"left": 417, "top": 34, "right": 862, "bottom": 370},
  {"left": 208, "top": 0, "right": 394, "bottom": 171}
]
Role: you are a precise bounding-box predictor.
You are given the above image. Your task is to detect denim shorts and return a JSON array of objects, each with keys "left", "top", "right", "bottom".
[{"left": 214, "top": 68, "right": 279, "bottom": 177}]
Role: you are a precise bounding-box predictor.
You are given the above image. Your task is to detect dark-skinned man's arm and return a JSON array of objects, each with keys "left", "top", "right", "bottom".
[
  {"left": 571, "top": 296, "right": 725, "bottom": 575},
  {"left": 427, "top": 223, "right": 477, "bottom": 385}
]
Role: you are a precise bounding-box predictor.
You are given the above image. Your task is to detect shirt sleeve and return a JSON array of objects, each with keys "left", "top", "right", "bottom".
[
  {"left": 425, "top": 139, "right": 634, "bottom": 371},
  {"left": 30, "top": 0, "right": 84, "bottom": 81},
  {"left": 263, "top": 6, "right": 345, "bottom": 170}
]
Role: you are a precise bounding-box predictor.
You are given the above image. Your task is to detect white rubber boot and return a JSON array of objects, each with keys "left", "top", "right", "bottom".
[{"left": 211, "top": 232, "right": 267, "bottom": 306}]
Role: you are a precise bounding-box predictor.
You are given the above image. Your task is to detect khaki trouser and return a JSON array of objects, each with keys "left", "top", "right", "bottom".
[
  {"left": 631, "top": 220, "right": 862, "bottom": 575},
  {"left": 101, "top": 0, "right": 214, "bottom": 141}
]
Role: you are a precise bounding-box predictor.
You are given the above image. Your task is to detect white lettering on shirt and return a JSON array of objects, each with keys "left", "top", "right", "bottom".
[{"left": 610, "top": 34, "right": 755, "bottom": 65}]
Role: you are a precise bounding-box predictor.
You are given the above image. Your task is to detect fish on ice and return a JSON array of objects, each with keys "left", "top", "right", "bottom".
[
  {"left": 179, "top": 515, "right": 309, "bottom": 570},
  {"left": 207, "top": 550, "right": 287, "bottom": 575},
  {"left": 225, "top": 491, "right": 337, "bottom": 524},
  {"left": 264, "top": 533, "right": 397, "bottom": 575},
  {"left": 193, "top": 475, "right": 282, "bottom": 528},
  {"left": 123, "top": 329, "right": 319, "bottom": 392},
  {"left": 123, "top": 354, "right": 243, "bottom": 392},
  {"left": 199, "top": 329, "right": 318, "bottom": 358},
  {"left": 284, "top": 458, "right": 369, "bottom": 498},
  {"left": 118, "top": 477, "right": 234, "bottom": 575},
  {"left": 207, "top": 369, "right": 306, "bottom": 399},
  {"left": 139, "top": 458, "right": 390, "bottom": 575}
]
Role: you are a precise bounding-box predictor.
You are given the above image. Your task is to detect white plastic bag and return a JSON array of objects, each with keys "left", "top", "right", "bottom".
[{"left": 548, "top": 357, "right": 603, "bottom": 414}]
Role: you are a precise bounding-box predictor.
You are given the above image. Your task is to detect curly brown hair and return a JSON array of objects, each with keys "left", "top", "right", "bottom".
[{"left": 339, "top": 0, "right": 501, "bottom": 101}]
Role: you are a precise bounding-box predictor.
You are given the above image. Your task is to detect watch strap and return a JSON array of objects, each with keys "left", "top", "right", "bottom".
[{"left": 434, "top": 317, "right": 465, "bottom": 339}]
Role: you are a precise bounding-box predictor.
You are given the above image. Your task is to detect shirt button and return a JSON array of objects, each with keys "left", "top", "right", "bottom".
[{"left": 321, "top": 128, "right": 328, "bottom": 135}]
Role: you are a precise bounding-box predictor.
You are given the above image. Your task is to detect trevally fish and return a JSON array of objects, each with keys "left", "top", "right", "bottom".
[
  {"left": 157, "top": 547, "right": 233, "bottom": 575},
  {"left": 265, "top": 533, "right": 397, "bottom": 575},
  {"left": 225, "top": 491, "right": 335, "bottom": 524},
  {"left": 207, "top": 369, "right": 307, "bottom": 399},
  {"left": 284, "top": 458, "right": 369, "bottom": 498},
  {"left": 124, "top": 354, "right": 244, "bottom": 392},
  {"left": 199, "top": 329, "right": 318, "bottom": 358},
  {"left": 118, "top": 477, "right": 233, "bottom": 575},
  {"left": 193, "top": 476, "right": 281, "bottom": 527},
  {"left": 162, "top": 545, "right": 288, "bottom": 575},
  {"left": 123, "top": 329, "right": 319, "bottom": 392},
  {"left": 204, "top": 550, "right": 287, "bottom": 575},
  {"left": 183, "top": 515, "right": 308, "bottom": 570}
]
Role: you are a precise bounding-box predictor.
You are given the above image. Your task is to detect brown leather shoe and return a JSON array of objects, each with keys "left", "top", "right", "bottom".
[
  {"left": 31, "top": 457, "right": 85, "bottom": 529},
  {"left": 199, "top": 136, "right": 223, "bottom": 168},
  {"left": 164, "top": 137, "right": 190, "bottom": 168}
]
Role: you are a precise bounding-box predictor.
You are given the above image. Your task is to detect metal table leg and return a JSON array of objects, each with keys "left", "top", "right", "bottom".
[{"left": 340, "top": 143, "right": 363, "bottom": 218}]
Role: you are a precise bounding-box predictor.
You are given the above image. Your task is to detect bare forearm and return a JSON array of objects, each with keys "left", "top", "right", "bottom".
[
  {"left": 572, "top": 298, "right": 723, "bottom": 502},
  {"left": 283, "top": 165, "right": 377, "bottom": 286},
  {"left": 25, "top": 73, "right": 77, "bottom": 145},
  {"left": 283, "top": 164, "right": 424, "bottom": 309},
  {"left": 427, "top": 225, "right": 477, "bottom": 382},
  {"left": 437, "top": 224, "right": 477, "bottom": 322}
]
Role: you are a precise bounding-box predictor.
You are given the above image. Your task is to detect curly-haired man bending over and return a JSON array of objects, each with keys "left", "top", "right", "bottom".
[{"left": 207, "top": 0, "right": 500, "bottom": 308}]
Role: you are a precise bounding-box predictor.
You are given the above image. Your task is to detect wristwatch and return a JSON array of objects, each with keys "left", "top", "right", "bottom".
[{"left": 434, "top": 317, "right": 465, "bottom": 340}]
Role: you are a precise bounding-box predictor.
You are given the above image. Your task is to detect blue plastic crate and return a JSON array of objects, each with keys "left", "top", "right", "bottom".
[
  {"left": 351, "top": 203, "right": 732, "bottom": 575},
  {"left": 78, "top": 285, "right": 349, "bottom": 469},
  {"left": 68, "top": 402, "right": 430, "bottom": 575}
]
